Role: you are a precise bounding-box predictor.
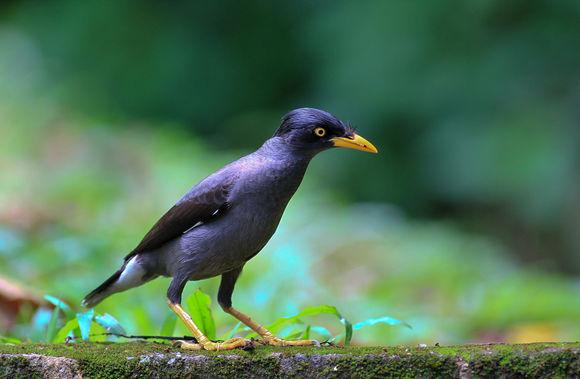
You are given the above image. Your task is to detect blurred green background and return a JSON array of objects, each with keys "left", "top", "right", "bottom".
[{"left": 1, "top": 1, "right": 579, "bottom": 345}]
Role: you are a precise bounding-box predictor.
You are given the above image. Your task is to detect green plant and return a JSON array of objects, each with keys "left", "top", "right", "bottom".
[
  {"left": 43, "top": 295, "right": 126, "bottom": 343},
  {"left": 34, "top": 292, "right": 409, "bottom": 346}
]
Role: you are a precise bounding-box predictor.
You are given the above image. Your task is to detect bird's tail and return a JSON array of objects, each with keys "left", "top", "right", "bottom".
[
  {"left": 81, "top": 269, "right": 123, "bottom": 308},
  {"left": 82, "top": 256, "right": 152, "bottom": 308}
]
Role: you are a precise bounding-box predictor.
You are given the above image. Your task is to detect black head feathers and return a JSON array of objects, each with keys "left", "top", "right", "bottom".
[{"left": 274, "top": 108, "right": 353, "bottom": 137}]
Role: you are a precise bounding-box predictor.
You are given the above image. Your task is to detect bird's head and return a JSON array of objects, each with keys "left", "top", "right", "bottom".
[{"left": 273, "top": 108, "right": 378, "bottom": 155}]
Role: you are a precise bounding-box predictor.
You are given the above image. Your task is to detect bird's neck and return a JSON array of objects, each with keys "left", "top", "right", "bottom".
[
  {"left": 252, "top": 137, "right": 313, "bottom": 212},
  {"left": 256, "top": 137, "right": 318, "bottom": 163}
]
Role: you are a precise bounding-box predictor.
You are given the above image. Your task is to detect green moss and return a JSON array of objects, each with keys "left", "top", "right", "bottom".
[
  {"left": 0, "top": 355, "right": 40, "bottom": 379},
  {"left": 1, "top": 342, "right": 578, "bottom": 378}
]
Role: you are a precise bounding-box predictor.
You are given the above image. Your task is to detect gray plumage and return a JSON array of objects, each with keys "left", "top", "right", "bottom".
[{"left": 82, "top": 108, "right": 376, "bottom": 308}]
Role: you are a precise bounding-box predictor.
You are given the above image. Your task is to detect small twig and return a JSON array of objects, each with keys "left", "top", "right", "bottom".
[
  {"left": 105, "top": 333, "right": 198, "bottom": 342},
  {"left": 65, "top": 333, "right": 198, "bottom": 343}
]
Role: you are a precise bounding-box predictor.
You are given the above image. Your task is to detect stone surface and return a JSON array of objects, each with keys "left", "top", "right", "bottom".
[{"left": 0, "top": 342, "right": 578, "bottom": 378}]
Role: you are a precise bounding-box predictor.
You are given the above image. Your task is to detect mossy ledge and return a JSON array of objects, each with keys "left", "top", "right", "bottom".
[{"left": 0, "top": 342, "right": 578, "bottom": 378}]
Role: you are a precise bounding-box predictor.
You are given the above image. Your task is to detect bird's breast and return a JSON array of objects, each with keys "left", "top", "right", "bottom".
[
  {"left": 171, "top": 158, "right": 310, "bottom": 278},
  {"left": 221, "top": 164, "right": 306, "bottom": 255}
]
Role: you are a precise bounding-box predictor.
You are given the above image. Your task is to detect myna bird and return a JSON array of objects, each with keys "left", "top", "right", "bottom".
[{"left": 82, "top": 108, "right": 378, "bottom": 350}]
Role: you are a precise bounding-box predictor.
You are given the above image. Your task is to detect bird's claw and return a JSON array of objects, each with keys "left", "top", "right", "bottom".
[
  {"left": 172, "top": 340, "right": 202, "bottom": 350},
  {"left": 173, "top": 337, "right": 253, "bottom": 351},
  {"left": 259, "top": 336, "right": 320, "bottom": 347}
]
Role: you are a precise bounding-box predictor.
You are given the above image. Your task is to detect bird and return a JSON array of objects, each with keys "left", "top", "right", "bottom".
[{"left": 82, "top": 108, "right": 378, "bottom": 350}]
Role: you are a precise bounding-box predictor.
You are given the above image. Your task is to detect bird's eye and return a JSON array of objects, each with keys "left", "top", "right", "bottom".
[{"left": 314, "top": 127, "right": 326, "bottom": 137}]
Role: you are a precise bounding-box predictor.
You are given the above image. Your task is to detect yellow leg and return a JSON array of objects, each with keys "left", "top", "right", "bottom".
[
  {"left": 168, "top": 300, "right": 251, "bottom": 351},
  {"left": 223, "top": 306, "right": 319, "bottom": 347}
]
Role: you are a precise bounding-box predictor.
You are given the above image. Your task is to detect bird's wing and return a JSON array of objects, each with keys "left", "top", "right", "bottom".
[{"left": 124, "top": 173, "right": 237, "bottom": 260}]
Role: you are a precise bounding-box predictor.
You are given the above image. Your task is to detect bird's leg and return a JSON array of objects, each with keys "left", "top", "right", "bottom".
[
  {"left": 218, "top": 267, "right": 319, "bottom": 347},
  {"left": 223, "top": 306, "right": 319, "bottom": 347},
  {"left": 168, "top": 300, "right": 250, "bottom": 351},
  {"left": 167, "top": 277, "right": 251, "bottom": 351}
]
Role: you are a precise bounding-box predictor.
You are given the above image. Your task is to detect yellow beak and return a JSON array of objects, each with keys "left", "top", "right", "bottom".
[{"left": 331, "top": 133, "right": 378, "bottom": 154}]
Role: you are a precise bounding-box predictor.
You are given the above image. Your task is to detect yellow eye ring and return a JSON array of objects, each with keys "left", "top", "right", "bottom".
[{"left": 314, "top": 127, "right": 326, "bottom": 137}]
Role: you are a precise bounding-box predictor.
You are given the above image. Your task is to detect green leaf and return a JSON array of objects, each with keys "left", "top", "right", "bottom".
[
  {"left": 284, "top": 328, "right": 305, "bottom": 340},
  {"left": 353, "top": 316, "right": 412, "bottom": 331},
  {"left": 160, "top": 311, "right": 177, "bottom": 337},
  {"left": 301, "top": 325, "right": 311, "bottom": 340},
  {"left": 290, "top": 306, "right": 350, "bottom": 343},
  {"left": 0, "top": 336, "right": 22, "bottom": 344},
  {"left": 310, "top": 326, "right": 334, "bottom": 341},
  {"left": 333, "top": 315, "right": 411, "bottom": 344},
  {"left": 76, "top": 309, "right": 94, "bottom": 341},
  {"left": 248, "top": 305, "right": 352, "bottom": 345},
  {"left": 186, "top": 289, "right": 216, "bottom": 340},
  {"left": 54, "top": 318, "right": 79, "bottom": 343},
  {"left": 44, "top": 295, "right": 75, "bottom": 319},
  {"left": 95, "top": 313, "right": 126, "bottom": 335},
  {"left": 88, "top": 322, "right": 108, "bottom": 342},
  {"left": 222, "top": 321, "right": 242, "bottom": 340},
  {"left": 32, "top": 308, "right": 53, "bottom": 331},
  {"left": 45, "top": 307, "right": 60, "bottom": 342}
]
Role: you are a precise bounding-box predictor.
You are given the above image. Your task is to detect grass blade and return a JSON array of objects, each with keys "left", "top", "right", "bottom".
[
  {"left": 353, "top": 316, "right": 412, "bottom": 331},
  {"left": 76, "top": 309, "right": 94, "bottom": 341},
  {"left": 284, "top": 328, "right": 305, "bottom": 340},
  {"left": 44, "top": 295, "right": 75, "bottom": 319},
  {"left": 186, "top": 289, "right": 216, "bottom": 340},
  {"left": 45, "top": 307, "right": 60, "bottom": 343},
  {"left": 222, "top": 321, "right": 242, "bottom": 340},
  {"left": 95, "top": 313, "right": 126, "bottom": 335},
  {"left": 334, "top": 315, "right": 411, "bottom": 344},
  {"left": 160, "top": 311, "right": 177, "bottom": 337},
  {"left": 0, "top": 336, "right": 21, "bottom": 344},
  {"left": 248, "top": 305, "right": 352, "bottom": 344},
  {"left": 54, "top": 318, "right": 79, "bottom": 342},
  {"left": 310, "top": 325, "right": 334, "bottom": 341},
  {"left": 301, "top": 325, "right": 311, "bottom": 340}
]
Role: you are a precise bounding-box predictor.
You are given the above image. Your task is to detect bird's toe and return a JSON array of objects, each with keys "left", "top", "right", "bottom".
[
  {"left": 201, "top": 337, "right": 253, "bottom": 351},
  {"left": 173, "top": 340, "right": 203, "bottom": 350},
  {"left": 260, "top": 337, "right": 320, "bottom": 347},
  {"left": 225, "top": 337, "right": 254, "bottom": 348}
]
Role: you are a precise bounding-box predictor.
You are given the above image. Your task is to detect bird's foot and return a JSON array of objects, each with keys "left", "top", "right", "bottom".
[
  {"left": 173, "top": 340, "right": 202, "bottom": 350},
  {"left": 173, "top": 337, "right": 253, "bottom": 351},
  {"left": 259, "top": 336, "right": 320, "bottom": 347}
]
